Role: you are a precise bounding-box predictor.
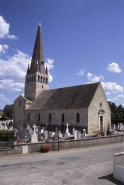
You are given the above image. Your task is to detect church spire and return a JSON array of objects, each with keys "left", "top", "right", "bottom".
[{"left": 29, "top": 21, "right": 45, "bottom": 74}]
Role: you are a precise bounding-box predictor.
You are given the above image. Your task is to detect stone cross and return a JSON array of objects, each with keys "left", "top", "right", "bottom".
[
  {"left": 33, "top": 124, "right": 37, "bottom": 133},
  {"left": 66, "top": 123, "right": 69, "bottom": 134}
]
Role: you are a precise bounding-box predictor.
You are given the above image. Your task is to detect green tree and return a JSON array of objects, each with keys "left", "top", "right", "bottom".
[{"left": 3, "top": 104, "right": 14, "bottom": 119}]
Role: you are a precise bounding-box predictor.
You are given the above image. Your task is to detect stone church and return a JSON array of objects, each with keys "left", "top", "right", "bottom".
[{"left": 13, "top": 22, "right": 111, "bottom": 135}]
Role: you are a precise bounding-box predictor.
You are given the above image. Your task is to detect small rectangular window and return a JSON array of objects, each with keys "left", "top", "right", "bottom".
[
  {"left": 28, "top": 113, "right": 30, "bottom": 121},
  {"left": 38, "top": 113, "right": 40, "bottom": 121},
  {"left": 49, "top": 113, "right": 51, "bottom": 122},
  {"left": 62, "top": 113, "right": 65, "bottom": 122},
  {"left": 76, "top": 113, "right": 80, "bottom": 123},
  {"left": 19, "top": 100, "right": 21, "bottom": 107}
]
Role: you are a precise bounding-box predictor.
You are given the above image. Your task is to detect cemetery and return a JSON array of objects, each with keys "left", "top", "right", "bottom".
[{"left": 0, "top": 120, "right": 124, "bottom": 156}]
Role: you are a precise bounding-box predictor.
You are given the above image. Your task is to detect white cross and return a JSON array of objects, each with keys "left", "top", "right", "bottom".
[{"left": 33, "top": 124, "right": 37, "bottom": 132}]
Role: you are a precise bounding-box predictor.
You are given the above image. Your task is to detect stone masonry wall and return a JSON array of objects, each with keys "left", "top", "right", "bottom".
[
  {"left": 24, "top": 108, "right": 88, "bottom": 130},
  {"left": 88, "top": 83, "right": 111, "bottom": 135},
  {"left": 14, "top": 134, "right": 124, "bottom": 154},
  {"left": 14, "top": 95, "right": 27, "bottom": 128}
]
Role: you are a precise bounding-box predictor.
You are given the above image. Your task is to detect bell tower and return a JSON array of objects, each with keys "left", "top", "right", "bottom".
[{"left": 24, "top": 21, "right": 49, "bottom": 101}]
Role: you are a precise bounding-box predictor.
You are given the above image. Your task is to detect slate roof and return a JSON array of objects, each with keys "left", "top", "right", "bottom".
[
  {"left": 28, "top": 22, "right": 46, "bottom": 75},
  {"left": 27, "top": 82, "right": 100, "bottom": 110}
]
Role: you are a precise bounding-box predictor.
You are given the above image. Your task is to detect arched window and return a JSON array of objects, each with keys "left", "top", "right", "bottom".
[
  {"left": 34, "top": 75, "right": 36, "bottom": 81},
  {"left": 38, "top": 113, "right": 40, "bottom": 121},
  {"left": 100, "top": 102, "right": 102, "bottom": 107},
  {"left": 62, "top": 113, "right": 65, "bottom": 122},
  {"left": 32, "top": 76, "right": 33, "bottom": 82},
  {"left": 27, "top": 77, "right": 28, "bottom": 83},
  {"left": 76, "top": 113, "right": 80, "bottom": 123},
  {"left": 49, "top": 113, "right": 51, "bottom": 122},
  {"left": 41, "top": 76, "right": 42, "bottom": 82}
]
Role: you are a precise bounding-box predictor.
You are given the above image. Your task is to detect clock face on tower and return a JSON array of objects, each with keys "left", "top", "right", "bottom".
[{"left": 29, "top": 85, "right": 31, "bottom": 89}]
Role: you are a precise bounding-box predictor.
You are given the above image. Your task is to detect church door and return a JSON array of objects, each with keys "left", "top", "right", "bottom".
[{"left": 100, "top": 116, "right": 103, "bottom": 131}]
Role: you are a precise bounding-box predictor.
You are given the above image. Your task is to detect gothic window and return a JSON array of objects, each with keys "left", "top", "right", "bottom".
[
  {"left": 100, "top": 102, "right": 102, "bottom": 107},
  {"left": 32, "top": 76, "right": 33, "bottom": 82},
  {"left": 34, "top": 75, "right": 36, "bottom": 81},
  {"left": 49, "top": 113, "right": 51, "bottom": 122},
  {"left": 28, "top": 113, "right": 30, "bottom": 121},
  {"left": 62, "top": 113, "right": 65, "bottom": 122},
  {"left": 27, "top": 77, "right": 28, "bottom": 83},
  {"left": 19, "top": 100, "right": 21, "bottom": 107},
  {"left": 38, "top": 113, "right": 40, "bottom": 121},
  {"left": 76, "top": 113, "right": 80, "bottom": 123}
]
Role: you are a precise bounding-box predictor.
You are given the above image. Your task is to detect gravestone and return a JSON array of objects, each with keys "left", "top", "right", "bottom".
[
  {"left": 44, "top": 130, "right": 48, "bottom": 139},
  {"left": 72, "top": 127, "right": 75, "bottom": 134},
  {"left": 83, "top": 129, "right": 86, "bottom": 136},
  {"left": 66, "top": 123, "right": 69, "bottom": 134},
  {"left": 77, "top": 131, "right": 81, "bottom": 139},
  {"left": 27, "top": 124, "right": 30, "bottom": 130},
  {"left": 22, "top": 145, "right": 28, "bottom": 154},
  {"left": 31, "top": 124, "right": 38, "bottom": 143},
  {"left": 74, "top": 130, "right": 78, "bottom": 139},
  {"left": 58, "top": 131, "right": 62, "bottom": 138},
  {"left": 20, "top": 129, "right": 26, "bottom": 140},
  {"left": 29, "top": 128, "right": 33, "bottom": 134}
]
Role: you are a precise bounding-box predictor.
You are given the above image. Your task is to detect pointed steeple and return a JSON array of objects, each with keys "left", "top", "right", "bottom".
[
  {"left": 27, "top": 64, "right": 30, "bottom": 74},
  {"left": 29, "top": 21, "right": 45, "bottom": 74}
]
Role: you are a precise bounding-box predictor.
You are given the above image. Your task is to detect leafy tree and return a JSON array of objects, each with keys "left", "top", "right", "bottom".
[
  {"left": 108, "top": 101, "right": 124, "bottom": 120},
  {"left": 3, "top": 104, "right": 14, "bottom": 119}
]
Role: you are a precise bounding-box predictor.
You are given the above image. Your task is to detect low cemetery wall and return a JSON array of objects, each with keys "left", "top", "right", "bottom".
[{"left": 13, "top": 134, "right": 124, "bottom": 154}]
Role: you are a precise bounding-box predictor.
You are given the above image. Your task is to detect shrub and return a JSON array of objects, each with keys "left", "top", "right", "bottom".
[{"left": 0, "top": 130, "right": 16, "bottom": 141}]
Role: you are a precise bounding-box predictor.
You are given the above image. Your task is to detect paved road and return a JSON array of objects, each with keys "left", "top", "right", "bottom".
[{"left": 0, "top": 143, "right": 124, "bottom": 185}]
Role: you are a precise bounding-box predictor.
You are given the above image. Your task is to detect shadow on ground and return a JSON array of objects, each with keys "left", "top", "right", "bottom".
[{"left": 98, "top": 174, "right": 123, "bottom": 185}]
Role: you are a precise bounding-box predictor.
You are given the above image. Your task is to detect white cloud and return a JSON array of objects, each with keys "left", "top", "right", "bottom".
[
  {"left": 0, "top": 79, "right": 24, "bottom": 92},
  {"left": 0, "top": 16, "right": 18, "bottom": 39},
  {"left": 0, "top": 93, "right": 10, "bottom": 103},
  {"left": 107, "top": 63, "right": 121, "bottom": 73},
  {"left": 114, "top": 94, "right": 124, "bottom": 101},
  {"left": 76, "top": 69, "right": 85, "bottom": 75},
  {"left": 101, "top": 82, "right": 123, "bottom": 94},
  {"left": 0, "top": 50, "right": 31, "bottom": 80},
  {"left": 107, "top": 99, "right": 113, "bottom": 102},
  {"left": 0, "top": 44, "right": 9, "bottom": 54},
  {"left": 105, "top": 92, "right": 110, "bottom": 95},
  {"left": 87, "top": 72, "right": 104, "bottom": 82},
  {"left": 45, "top": 58, "right": 54, "bottom": 83}
]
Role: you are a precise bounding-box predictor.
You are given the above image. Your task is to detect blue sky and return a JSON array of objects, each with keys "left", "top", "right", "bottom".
[{"left": 0, "top": 0, "right": 124, "bottom": 109}]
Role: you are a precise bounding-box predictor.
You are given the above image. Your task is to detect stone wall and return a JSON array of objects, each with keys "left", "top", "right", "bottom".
[
  {"left": 25, "top": 108, "right": 88, "bottom": 131},
  {"left": 13, "top": 134, "right": 124, "bottom": 154},
  {"left": 88, "top": 83, "right": 111, "bottom": 135}
]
